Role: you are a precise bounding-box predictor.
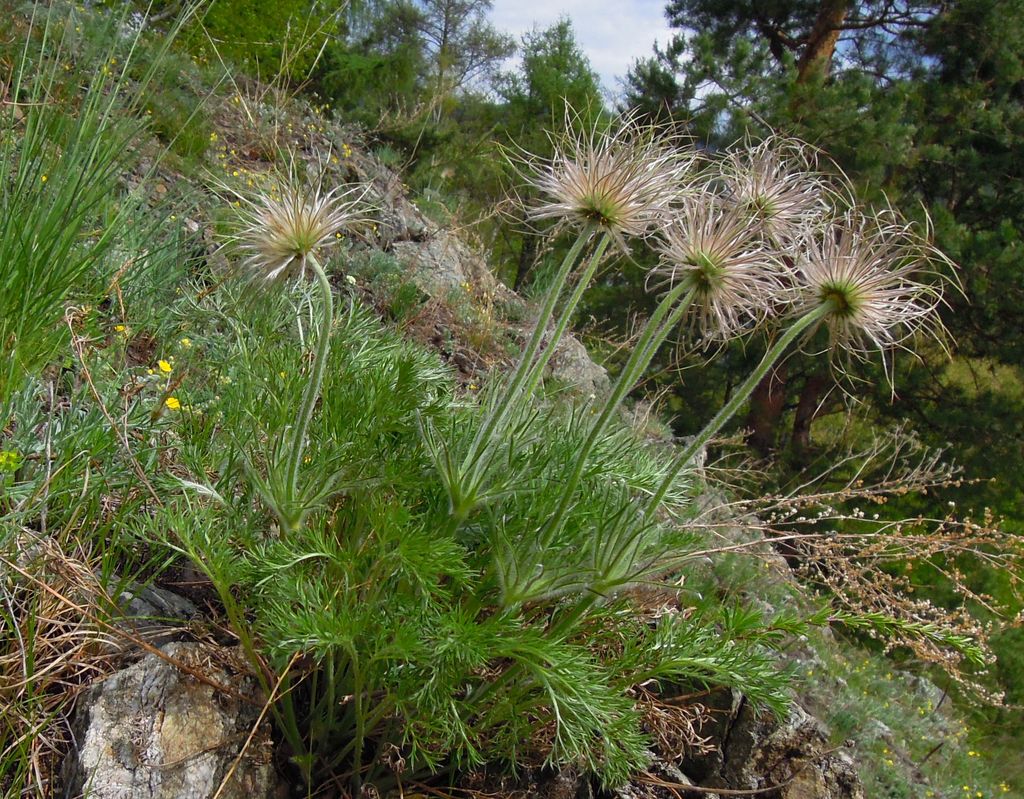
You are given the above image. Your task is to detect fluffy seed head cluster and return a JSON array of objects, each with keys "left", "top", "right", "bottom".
[
  {"left": 235, "top": 177, "right": 370, "bottom": 282},
  {"left": 637, "top": 133, "right": 949, "bottom": 355},
  {"left": 795, "top": 211, "right": 949, "bottom": 361},
  {"left": 649, "top": 199, "right": 792, "bottom": 339},
  {"left": 520, "top": 109, "right": 694, "bottom": 246}
]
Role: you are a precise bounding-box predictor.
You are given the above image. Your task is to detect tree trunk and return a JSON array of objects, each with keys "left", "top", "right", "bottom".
[
  {"left": 790, "top": 371, "right": 831, "bottom": 465},
  {"left": 513, "top": 233, "right": 538, "bottom": 293},
  {"left": 796, "top": 0, "right": 851, "bottom": 83},
  {"left": 745, "top": 363, "right": 788, "bottom": 457}
]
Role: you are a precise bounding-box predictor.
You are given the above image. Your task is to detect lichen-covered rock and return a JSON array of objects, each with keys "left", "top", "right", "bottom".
[
  {"left": 390, "top": 229, "right": 609, "bottom": 395},
  {"left": 114, "top": 583, "right": 199, "bottom": 647},
  {"left": 746, "top": 702, "right": 862, "bottom": 799},
  {"left": 613, "top": 759, "right": 719, "bottom": 799},
  {"left": 548, "top": 334, "right": 610, "bottom": 397},
  {"left": 679, "top": 697, "right": 863, "bottom": 799},
  {"left": 64, "top": 642, "right": 279, "bottom": 799},
  {"left": 391, "top": 231, "right": 499, "bottom": 299}
]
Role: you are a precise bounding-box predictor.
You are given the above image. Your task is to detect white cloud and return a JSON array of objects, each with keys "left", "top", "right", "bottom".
[{"left": 489, "top": 0, "right": 675, "bottom": 97}]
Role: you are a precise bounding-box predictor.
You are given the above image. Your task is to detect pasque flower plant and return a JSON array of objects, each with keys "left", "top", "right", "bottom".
[
  {"left": 208, "top": 111, "right": 965, "bottom": 794},
  {"left": 644, "top": 205, "right": 950, "bottom": 517},
  {"left": 231, "top": 168, "right": 371, "bottom": 531},
  {"left": 507, "top": 123, "right": 950, "bottom": 597}
]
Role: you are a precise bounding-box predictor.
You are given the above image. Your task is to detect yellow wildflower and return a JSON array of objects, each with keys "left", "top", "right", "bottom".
[
  {"left": 180, "top": 337, "right": 192, "bottom": 348},
  {"left": 0, "top": 450, "right": 22, "bottom": 472},
  {"left": 165, "top": 397, "right": 181, "bottom": 411},
  {"left": 158, "top": 360, "right": 172, "bottom": 374}
]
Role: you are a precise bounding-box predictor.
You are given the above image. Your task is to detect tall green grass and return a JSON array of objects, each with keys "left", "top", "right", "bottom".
[{"left": 0, "top": 2, "right": 192, "bottom": 416}]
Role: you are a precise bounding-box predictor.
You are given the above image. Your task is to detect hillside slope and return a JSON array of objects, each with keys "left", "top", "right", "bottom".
[{"left": 0, "top": 6, "right": 1015, "bottom": 799}]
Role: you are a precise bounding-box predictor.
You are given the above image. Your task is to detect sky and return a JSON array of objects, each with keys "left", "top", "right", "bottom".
[{"left": 488, "top": 0, "right": 676, "bottom": 98}]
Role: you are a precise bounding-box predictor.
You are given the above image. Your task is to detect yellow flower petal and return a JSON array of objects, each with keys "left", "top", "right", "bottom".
[{"left": 158, "top": 360, "right": 172, "bottom": 373}]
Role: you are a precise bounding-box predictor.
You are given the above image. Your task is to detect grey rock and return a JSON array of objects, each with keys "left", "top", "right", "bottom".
[
  {"left": 613, "top": 758, "right": 715, "bottom": 799},
  {"left": 369, "top": 171, "right": 433, "bottom": 244},
  {"left": 114, "top": 582, "right": 199, "bottom": 647},
  {"left": 547, "top": 334, "right": 610, "bottom": 396},
  {"left": 676, "top": 697, "right": 863, "bottom": 799},
  {"left": 678, "top": 689, "right": 743, "bottom": 783},
  {"left": 391, "top": 232, "right": 486, "bottom": 298},
  {"left": 863, "top": 719, "right": 895, "bottom": 746},
  {"left": 389, "top": 229, "right": 608, "bottom": 395},
  {"left": 64, "top": 642, "right": 279, "bottom": 799},
  {"left": 733, "top": 701, "right": 864, "bottom": 799},
  {"left": 908, "top": 674, "right": 946, "bottom": 708}
]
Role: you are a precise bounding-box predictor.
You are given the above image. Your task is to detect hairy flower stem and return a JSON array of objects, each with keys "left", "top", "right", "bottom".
[
  {"left": 543, "top": 281, "right": 698, "bottom": 542},
  {"left": 520, "top": 233, "right": 611, "bottom": 400},
  {"left": 285, "top": 253, "right": 333, "bottom": 528},
  {"left": 464, "top": 228, "right": 592, "bottom": 463},
  {"left": 644, "top": 302, "right": 833, "bottom": 519},
  {"left": 458, "top": 227, "right": 607, "bottom": 509}
]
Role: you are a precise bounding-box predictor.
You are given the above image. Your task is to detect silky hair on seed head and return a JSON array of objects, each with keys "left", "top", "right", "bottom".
[
  {"left": 224, "top": 161, "right": 373, "bottom": 284},
  {"left": 649, "top": 197, "right": 795, "bottom": 340},
  {"left": 796, "top": 208, "right": 952, "bottom": 376},
  {"left": 720, "top": 135, "right": 840, "bottom": 243},
  {"left": 511, "top": 105, "right": 696, "bottom": 249}
]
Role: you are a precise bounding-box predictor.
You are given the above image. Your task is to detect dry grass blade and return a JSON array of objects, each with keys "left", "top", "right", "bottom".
[{"left": 0, "top": 533, "right": 120, "bottom": 797}]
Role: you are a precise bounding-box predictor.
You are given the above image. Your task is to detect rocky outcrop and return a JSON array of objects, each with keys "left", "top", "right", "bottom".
[
  {"left": 678, "top": 695, "right": 863, "bottom": 799},
  {"left": 388, "top": 225, "right": 610, "bottom": 396},
  {"left": 64, "top": 642, "right": 280, "bottom": 799},
  {"left": 114, "top": 582, "right": 199, "bottom": 648},
  {"left": 322, "top": 137, "right": 610, "bottom": 396}
]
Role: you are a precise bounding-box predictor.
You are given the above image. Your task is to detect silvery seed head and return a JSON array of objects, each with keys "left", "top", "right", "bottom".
[
  {"left": 233, "top": 173, "right": 371, "bottom": 283},
  {"left": 516, "top": 107, "right": 695, "bottom": 248},
  {"left": 721, "top": 136, "right": 837, "bottom": 243},
  {"left": 649, "top": 198, "right": 794, "bottom": 340},
  {"left": 796, "top": 209, "right": 950, "bottom": 367}
]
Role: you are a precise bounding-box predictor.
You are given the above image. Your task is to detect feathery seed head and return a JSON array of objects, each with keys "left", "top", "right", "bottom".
[
  {"left": 233, "top": 173, "right": 371, "bottom": 283},
  {"left": 796, "top": 210, "right": 950, "bottom": 363},
  {"left": 649, "top": 199, "right": 794, "bottom": 339},
  {"left": 721, "top": 136, "right": 837, "bottom": 243},
  {"left": 517, "top": 107, "right": 695, "bottom": 246}
]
